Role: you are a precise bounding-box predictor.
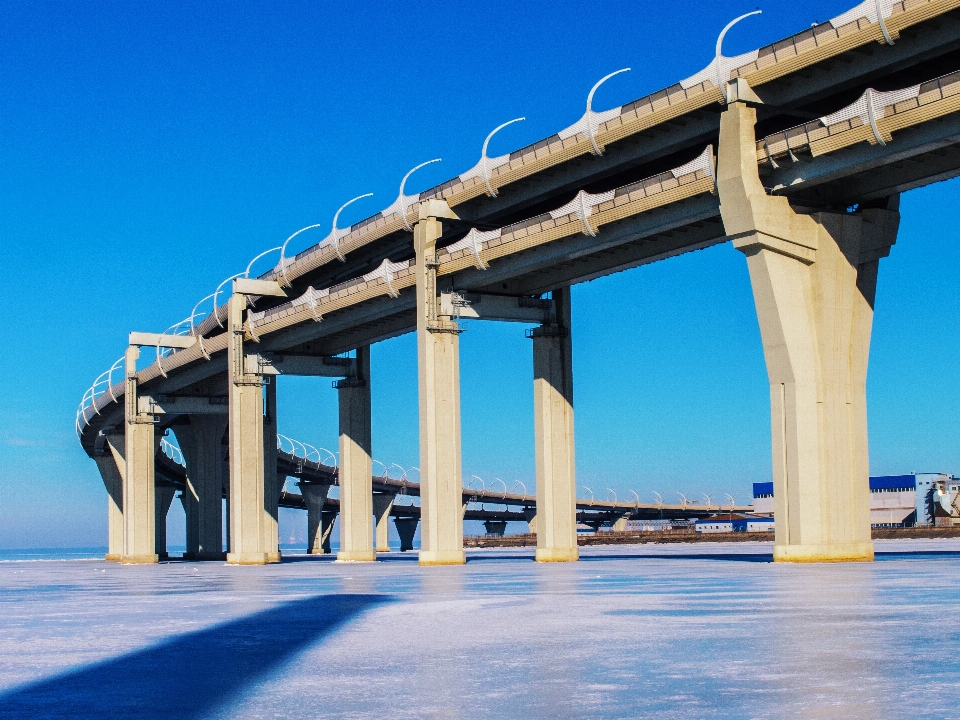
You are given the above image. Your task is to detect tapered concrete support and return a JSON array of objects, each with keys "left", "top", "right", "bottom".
[
  {"left": 121, "top": 346, "right": 158, "bottom": 564},
  {"left": 263, "top": 381, "right": 281, "bottom": 562},
  {"left": 523, "top": 507, "right": 538, "bottom": 535},
  {"left": 395, "top": 517, "right": 419, "bottom": 552},
  {"left": 532, "top": 288, "right": 578, "bottom": 562},
  {"left": 415, "top": 213, "right": 466, "bottom": 566},
  {"left": 320, "top": 511, "right": 337, "bottom": 554},
  {"left": 93, "top": 432, "right": 125, "bottom": 561},
  {"left": 226, "top": 294, "right": 268, "bottom": 565},
  {"left": 613, "top": 514, "right": 630, "bottom": 533},
  {"left": 484, "top": 520, "right": 507, "bottom": 537},
  {"left": 300, "top": 482, "right": 331, "bottom": 554},
  {"left": 717, "top": 89, "right": 899, "bottom": 563},
  {"left": 336, "top": 347, "right": 375, "bottom": 562},
  {"left": 373, "top": 493, "right": 396, "bottom": 553},
  {"left": 177, "top": 416, "right": 228, "bottom": 560},
  {"left": 154, "top": 484, "right": 176, "bottom": 559}
]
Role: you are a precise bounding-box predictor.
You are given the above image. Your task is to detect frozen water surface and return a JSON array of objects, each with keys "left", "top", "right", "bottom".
[{"left": 1, "top": 540, "right": 959, "bottom": 719}]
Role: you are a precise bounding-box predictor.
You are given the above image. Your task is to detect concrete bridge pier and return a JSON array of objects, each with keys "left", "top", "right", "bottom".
[
  {"left": 154, "top": 483, "right": 176, "bottom": 560},
  {"left": 263, "top": 381, "right": 281, "bottom": 563},
  {"left": 394, "top": 516, "right": 419, "bottom": 552},
  {"left": 177, "top": 416, "right": 228, "bottom": 560},
  {"left": 373, "top": 493, "right": 396, "bottom": 553},
  {"left": 532, "top": 288, "right": 578, "bottom": 562},
  {"left": 299, "top": 482, "right": 331, "bottom": 554},
  {"left": 93, "top": 432, "right": 125, "bottom": 561},
  {"left": 336, "top": 346, "right": 376, "bottom": 562},
  {"left": 717, "top": 80, "right": 900, "bottom": 563},
  {"left": 226, "top": 291, "right": 269, "bottom": 565},
  {"left": 121, "top": 345, "right": 159, "bottom": 564},
  {"left": 320, "top": 510, "right": 337, "bottom": 554},
  {"left": 523, "top": 507, "right": 538, "bottom": 535},
  {"left": 414, "top": 202, "right": 466, "bottom": 566}
]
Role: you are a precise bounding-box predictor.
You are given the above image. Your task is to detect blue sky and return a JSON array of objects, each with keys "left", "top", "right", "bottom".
[{"left": 1, "top": 0, "right": 957, "bottom": 548}]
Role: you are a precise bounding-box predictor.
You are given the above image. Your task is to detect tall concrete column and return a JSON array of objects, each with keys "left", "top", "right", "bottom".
[
  {"left": 372, "top": 493, "right": 396, "bottom": 553},
  {"left": 415, "top": 207, "right": 466, "bottom": 566},
  {"left": 121, "top": 346, "right": 158, "bottom": 564},
  {"left": 177, "top": 416, "right": 228, "bottom": 560},
  {"left": 93, "top": 432, "right": 125, "bottom": 561},
  {"left": 155, "top": 484, "right": 176, "bottom": 559},
  {"left": 300, "top": 482, "right": 331, "bottom": 554},
  {"left": 531, "top": 288, "right": 578, "bottom": 562},
  {"left": 336, "top": 346, "right": 375, "bottom": 562},
  {"left": 263, "top": 381, "right": 280, "bottom": 562},
  {"left": 226, "top": 293, "right": 268, "bottom": 565},
  {"left": 717, "top": 83, "right": 899, "bottom": 563}
]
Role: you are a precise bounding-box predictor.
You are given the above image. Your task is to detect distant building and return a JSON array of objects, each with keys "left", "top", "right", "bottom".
[
  {"left": 695, "top": 514, "right": 774, "bottom": 534},
  {"left": 752, "top": 474, "right": 959, "bottom": 528}
]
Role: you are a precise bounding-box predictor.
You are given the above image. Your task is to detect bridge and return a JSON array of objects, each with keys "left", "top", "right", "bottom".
[
  {"left": 150, "top": 434, "right": 750, "bottom": 557},
  {"left": 77, "top": 0, "right": 960, "bottom": 564}
]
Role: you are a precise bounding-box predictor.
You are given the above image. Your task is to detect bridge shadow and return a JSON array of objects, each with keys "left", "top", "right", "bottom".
[
  {"left": 0, "top": 593, "right": 390, "bottom": 720},
  {"left": 580, "top": 551, "right": 773, "bottom": 563},
  {"left": 876, "top": 550, "right": 960, "bottom": 560}
]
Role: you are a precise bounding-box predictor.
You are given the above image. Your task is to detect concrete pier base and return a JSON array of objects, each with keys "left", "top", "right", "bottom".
[
  {"left": 414, "top": 211, "right": 466, "bottom": 566},
  {"left": 717, "top": 87, "right": 898, "bottom": 563},
  {"left": 336, "top": 347, "right": 375, "bottom": 563},
  {"left": 532, "top": 288, "right": 578, "bottom": 563}
]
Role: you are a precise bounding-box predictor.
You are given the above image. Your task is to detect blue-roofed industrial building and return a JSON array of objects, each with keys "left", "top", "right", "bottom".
[{"left": 752, "top": 474, "right": 959, "bottom": 527}]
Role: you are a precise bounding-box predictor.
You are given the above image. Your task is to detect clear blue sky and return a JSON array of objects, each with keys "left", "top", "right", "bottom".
[{"left": 1, "top": 0, "right": 957, "bottom": 548}]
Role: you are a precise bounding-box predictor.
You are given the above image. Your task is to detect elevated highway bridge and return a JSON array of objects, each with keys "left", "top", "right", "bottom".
[{"left": 78, "top": 0, "right": 960, "bottom": 565}]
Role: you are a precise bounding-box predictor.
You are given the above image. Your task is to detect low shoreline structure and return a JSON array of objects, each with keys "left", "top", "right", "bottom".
[{"left": 463, "top": 527, "right": 960, "bottom": 548}]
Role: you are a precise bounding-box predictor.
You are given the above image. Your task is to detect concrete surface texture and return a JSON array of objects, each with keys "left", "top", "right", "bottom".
[{"left": 1, "top": 540, "right": 959, "bottom": 719}]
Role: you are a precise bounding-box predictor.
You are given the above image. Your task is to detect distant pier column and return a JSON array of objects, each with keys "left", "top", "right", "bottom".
[
  {"left": 177, "top": 416, "right": 228, "bottom": 560},
  {"left": 93, "top": 432, "right": 125, "bottom": 561},
  {"left": 523, "top": 507, "right": 538, "bottom": 535},
  {"left": 226, "top": 292, "right": 268, "bottom": 565},
  {"left": 414, "top": 202, "right": 466, "bottom": 566},
  {"left": 717, "top": 80, "right": 899, "bottom": 563},
  {"left": 263, "top": 381, "right": 281, "bottom": 563},
  {"left": 336, "top": 346, "right": 375, "bottom": 562},
  {"left": 531, "top": 288, "right": 578, "bottom": 562},
  {"left": 300, "top": 482, "right": 331, "bottom": 554},
  {"left": 154, "top": 483, "right": 176, "bottom": 560},
  {"left": 395, "top": 516, "right": 419, "bottom": 552},
  {"left": 121, "top": 345, "right": 158, "bottom": 564},
  {"left": 321, "top": 510, "right": 337, "bottom": 554},
  {"left": 373, "top": 493, "right": 396, "bottom": 553}
]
